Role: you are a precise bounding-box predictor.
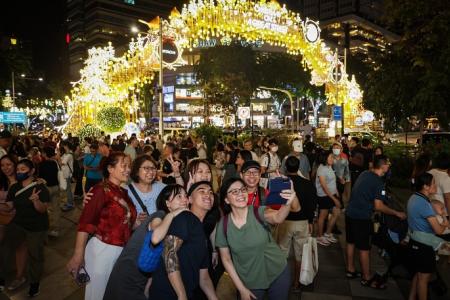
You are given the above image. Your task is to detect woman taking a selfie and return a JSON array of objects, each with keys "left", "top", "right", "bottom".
[
  {"left": 215, "top": 177, "right": 300, "bottom": 300},
  {"left": 66, "top": 152, "right": 137, "bottom": 300}
]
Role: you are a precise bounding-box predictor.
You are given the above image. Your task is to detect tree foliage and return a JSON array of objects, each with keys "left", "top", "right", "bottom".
[
  {"left": 364, "top": 0, "right": 450, "bottom": 130},
  {"left": 194, "top": 43, "right": 326, "bottom": 121}
]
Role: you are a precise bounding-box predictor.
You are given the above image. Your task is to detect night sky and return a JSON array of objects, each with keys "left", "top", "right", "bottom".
[{"left": 1, "top": 0, "right": 67, "bottom": 81}]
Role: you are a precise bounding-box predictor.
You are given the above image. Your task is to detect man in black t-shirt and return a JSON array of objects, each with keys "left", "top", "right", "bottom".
[
  {"left": 277, "top": 156, "right": 316, "bottom": 290},
  {"left": 148, "top": 181, "right": 218, "bottom": 300}
]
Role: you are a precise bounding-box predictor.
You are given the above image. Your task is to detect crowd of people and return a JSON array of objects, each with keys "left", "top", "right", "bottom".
[{"left": 0, "top": 129, "right": 448, "bottom": 300}]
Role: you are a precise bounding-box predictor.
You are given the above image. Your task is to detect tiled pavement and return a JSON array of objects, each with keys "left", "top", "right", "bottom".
[{"left": 1, "top": 200, "right": 449, "bottom": 300}]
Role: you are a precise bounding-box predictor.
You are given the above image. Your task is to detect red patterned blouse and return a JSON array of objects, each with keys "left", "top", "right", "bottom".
[{"left": 78, "top": 180, "right": 137, "bottom": 247}]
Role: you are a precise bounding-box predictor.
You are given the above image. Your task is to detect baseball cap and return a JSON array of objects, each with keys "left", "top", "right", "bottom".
[
  {"left": 187, "top": 180, "right": 213, "bottom": 196},
  {"left": 241, "top": 160, "right": 261, "bottom": 173},
  {"left": 293, "top": 140, "right": 303, "bottom": 152}
]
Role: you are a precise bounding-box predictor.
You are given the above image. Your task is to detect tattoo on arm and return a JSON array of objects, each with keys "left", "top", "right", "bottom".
[{"left": 164, "top": 235, "right": 183, "bottom": 274}]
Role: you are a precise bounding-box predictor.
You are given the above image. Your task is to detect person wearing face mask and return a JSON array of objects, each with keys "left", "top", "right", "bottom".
[
  {"left": 67, "top": 152, "right": 137, "bottom": 300},
  {"left": 331, "top": 143, "right": 350, "bottom": 204},
  {"left": 281, "top": 139, "right": 311, "bottom": 180},
  {"left": 260, "top": 139, "right": 281, "bottom": 183},
  {"left": 2, "top": 159, "right": 50, "bottom": 297}
]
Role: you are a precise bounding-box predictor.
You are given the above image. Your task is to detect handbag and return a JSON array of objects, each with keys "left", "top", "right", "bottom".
[
  {"left": 299, "top": 237, "right": 319, "bottom": 285},
  {"left": 137, "top": 229, "right": 164, "bottom": 273},
  {"left": 55, "top": 160, "right": 67, "bottom": 190}
]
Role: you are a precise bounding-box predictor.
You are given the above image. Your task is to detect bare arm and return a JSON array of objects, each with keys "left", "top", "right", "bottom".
[
  {"left": 151, "top": 208, "right": 188, "bottom": 245},
  {"left": 199, "top": 268, "right": 218, "bottom": 300},
  {"left": 219, "top": 247, "right": 255, "bottom": 300},
  {"left": 444, "top": 193, "right": 450, "bottom": 216},
  {"left": 318, "top": 176, "right": 340, "bottom": 204},
  {"left": 164, "top": 235, "right": 187, "bottom": 300},
  {"left": 66, "top": 231, "right": 89, "bottom": 275},
  {"left": 428, "top": 216, "right": 449, "bottom": 235},
  {"left": 374, "top": 199, "right": 406, "bottom": 219}
]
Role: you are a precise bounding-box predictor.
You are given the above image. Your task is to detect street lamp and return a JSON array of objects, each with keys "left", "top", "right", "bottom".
[{"left": 11, "top": 72, "right": 45, "bottom": 107}]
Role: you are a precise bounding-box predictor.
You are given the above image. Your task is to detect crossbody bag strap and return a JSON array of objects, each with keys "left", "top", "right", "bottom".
[
  {"left": 15, "top": 181, "right": 39, "bottom": 198},
  {"left": 128, "top": 183, "right": 148, "bottom": 213}
]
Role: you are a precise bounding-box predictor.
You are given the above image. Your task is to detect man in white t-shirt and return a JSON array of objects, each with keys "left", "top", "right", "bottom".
[{"left": 428, "top": 153, "right": 450, "bottom": 213}]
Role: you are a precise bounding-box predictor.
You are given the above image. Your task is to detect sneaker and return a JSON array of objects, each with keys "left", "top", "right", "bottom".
[
  {"left": 0, "top": 278, "right": 5, "bottom": 291},
  {"left": 28, "top": 282, "right": 40, "bottom": 297},
  {"left": 317, "top": 236, "right": 330, "bottom": 246},
  {"left": 7, "top": 277, "right": 26, "bottom": 290},
  {"left": 324, "top": 233, "right": 338, "bottom": 243},
  {"left": 61, "top": 204, "right": 75, "bottom": 212},
  {"left": 48, "top": 230, "right": 60, "bottom": 237}
]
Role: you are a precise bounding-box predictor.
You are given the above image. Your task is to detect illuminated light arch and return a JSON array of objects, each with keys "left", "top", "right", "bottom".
[{"left": 64, "top": 0, "right": 363, "bottom": 133}]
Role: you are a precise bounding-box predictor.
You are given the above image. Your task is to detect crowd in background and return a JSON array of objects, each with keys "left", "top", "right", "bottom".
[{"left": 0, "top": 129, "right": 448, "bottom": 300}]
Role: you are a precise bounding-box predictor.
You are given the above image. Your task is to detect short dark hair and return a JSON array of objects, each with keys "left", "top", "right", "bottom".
[
  {"left": 90, "top": 143, "right": 99, "bottom": 150},
  {"left": 239, "top": 150, "right": 253, "bottom": 162},
  {"left": 165, "top": 142, "right": 176, "bottom": 152},
  {"left": 18, "top": 158, "right": 35, "bottom": 172},
  {"left": 285, "top": 156, "right": 300, "bottom": 173},
  {"left": 414, "top": 172, "right": 434, "bottom": 192},
  {"left": 268, "top": 138, "right": 278, "bottom": 145},
  {"left": 43, "top": 146, "right": 56, "bottom": 158},
  {"left": 362, "top": 138, "right": 371, "bottom": 147},
  {"left": 156, "top": 184, "right": 186, "bottom": 213},
  {"left": 216, "top": 143, "right": 225, "bottom": 152},
  {"left": 130, "top": 155, "right": 157, "bottom": 183},
  {"left": 434, "top": 152, "right": 450, "bottom": 170},
  {"left": 317, "top": 150, "right": 332, "bottom": 166},
  {"left": 373, "top": 155, "right": 389, "bottom": 169},
  {"left": 101, "top": 151, "right": 127, "bottom": 178},
  {"left": 351, "top": 137, "right": 359, "bottom": 144}
]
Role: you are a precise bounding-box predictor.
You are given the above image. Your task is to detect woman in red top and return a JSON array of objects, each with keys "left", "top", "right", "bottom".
[{"left": 66, "top": 152, "right": 137, "bottom": 300}]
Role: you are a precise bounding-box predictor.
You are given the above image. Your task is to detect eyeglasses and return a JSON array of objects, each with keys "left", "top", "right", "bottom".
[
  {"left": 140, "top": 166, "right": 157, "bottom": 172},
  {"left": 243, "top": 170, "right": 260, "bottom": 177},
  {"left": 227, "top": 186, "right": 248, "bottom": 196}
]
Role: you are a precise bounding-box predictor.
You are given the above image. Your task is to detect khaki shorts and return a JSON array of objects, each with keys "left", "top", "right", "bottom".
[{"left": 277, "top": 220, "right": 310, "bottom": 261}]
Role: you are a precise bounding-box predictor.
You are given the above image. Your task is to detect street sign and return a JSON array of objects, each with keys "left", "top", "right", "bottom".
[
  {"left": 0, "top": 112, "right": 27, "bottom": 124},
  {"left": 162, "top": 40, "right": 179, "bottom": 64},
  {"left": 333, "top": 106, "right": 342, "bottom": 121},
  {"left": 238, "top": 107, "right": 250, "bottom": 119}
]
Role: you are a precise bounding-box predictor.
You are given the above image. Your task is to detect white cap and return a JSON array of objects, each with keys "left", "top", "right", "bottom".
[{"left": 293, "top": 140, "right": 303, "bottom": 152}]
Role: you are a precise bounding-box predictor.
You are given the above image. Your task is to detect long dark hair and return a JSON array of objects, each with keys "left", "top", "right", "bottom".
[
  {"left": 0, "top": 154, "right": 17, "bottom": 190},
  {"left": 415, "top": 172, "right": 434, "bottom": 192}
]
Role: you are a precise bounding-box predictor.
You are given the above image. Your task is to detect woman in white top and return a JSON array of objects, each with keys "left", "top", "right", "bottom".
[
  {"left": 315, "top": 150, "right": 341, "bottom": 246},
  {"left": 60, "top": 141, "right": 75, "bottom": 211}
]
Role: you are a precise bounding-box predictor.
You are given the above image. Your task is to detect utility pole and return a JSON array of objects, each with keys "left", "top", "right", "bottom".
[
  {"left": 11, "top": 72, "right": 15, "bottom": 107},
  {"left": 158, "top": 17, "right": 164, "bottom": 136},
  {"left": 259, "top": 86, "right": 295, "bottom": 133}
]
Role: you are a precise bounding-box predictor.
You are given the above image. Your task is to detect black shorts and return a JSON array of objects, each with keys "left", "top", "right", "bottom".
[
  {"left": 408, "top": 239, "right": 436, "bottom": 274},
  {"left": 318, "top": 196, "right": 336, "bottom": 210},
  {"left": 345, "top": 216, "right": 372, "bottom": 250}
]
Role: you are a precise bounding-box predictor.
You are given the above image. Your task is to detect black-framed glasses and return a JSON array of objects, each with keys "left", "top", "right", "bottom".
[
  {"left": 140, "top": 166, "right": 157, "bottom": 172},
  {"left": 227, "top": 187, "right": 248, "bottom": 196}
]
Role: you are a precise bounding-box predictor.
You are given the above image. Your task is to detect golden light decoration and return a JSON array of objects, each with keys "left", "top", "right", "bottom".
[{"left": 65, "top": 0, "right": 364, "bottom": 133}]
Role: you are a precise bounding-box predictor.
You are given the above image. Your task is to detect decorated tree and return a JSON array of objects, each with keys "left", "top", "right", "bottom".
[
  {"left": 97, "top": 107, "right": 126, "bottom": 133},
  {"left": 77, "top": 124, "right": 102, "bottom": 141}
]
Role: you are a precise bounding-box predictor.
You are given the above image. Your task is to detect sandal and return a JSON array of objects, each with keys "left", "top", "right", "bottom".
[
  {"left": 361, "top": 276, "right": 387, "bottom": 290},
  {"left": 346, "top": 270, "right": 361, "bottom": 279}
]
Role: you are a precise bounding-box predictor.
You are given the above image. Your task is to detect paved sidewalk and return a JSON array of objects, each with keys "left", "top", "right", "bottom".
[{"left": 1, "top": 206, "right": 448, "bottom": 300}]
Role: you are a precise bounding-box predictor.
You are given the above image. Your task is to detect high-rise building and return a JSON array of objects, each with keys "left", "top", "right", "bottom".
[
  {"left": 290, "top": 0, "right": 399, "bottom": 60},
  {"left": 66, "top": 0, "right": 179, "bottom": 79}
]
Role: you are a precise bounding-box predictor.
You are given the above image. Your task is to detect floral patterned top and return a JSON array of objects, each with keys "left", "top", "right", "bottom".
[{"left": 78, "top": 180, "right": 137, "bottom": 247}]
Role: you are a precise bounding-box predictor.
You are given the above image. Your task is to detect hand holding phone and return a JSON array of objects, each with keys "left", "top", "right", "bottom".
[{"left": 265, "top": 177, "right": 291, "bottom": 205}]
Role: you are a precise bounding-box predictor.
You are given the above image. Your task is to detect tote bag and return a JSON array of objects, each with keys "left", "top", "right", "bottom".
[{"left": 299, "top": 237, "right": 319, "bottom": 285}]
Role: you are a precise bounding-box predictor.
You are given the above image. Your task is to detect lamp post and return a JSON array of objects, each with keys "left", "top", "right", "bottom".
[
  {"left": 11, "top": 72, "right": 44, "bottom": 107},
  {"left": 258, "top": 86, "right": 295, "bottom": 133},
  {"left": 158, "top": 17, "right": 164, "bottom": 137}
]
